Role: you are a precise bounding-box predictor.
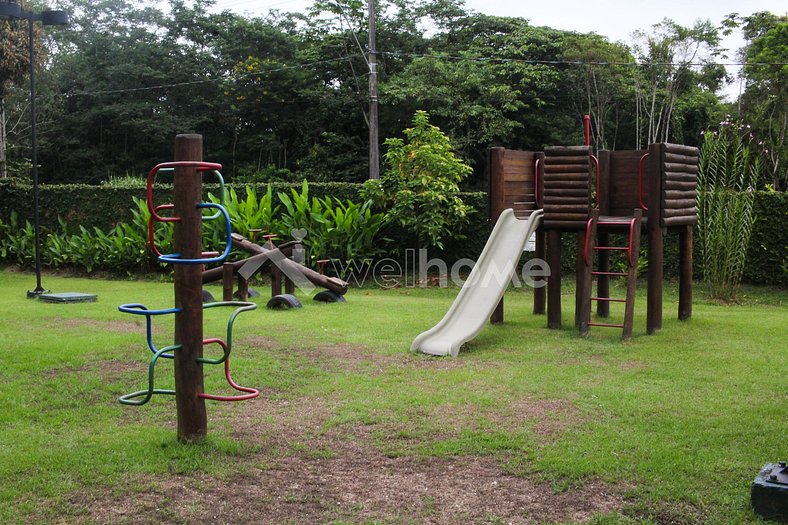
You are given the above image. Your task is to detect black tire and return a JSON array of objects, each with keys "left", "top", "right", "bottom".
[
  {"left": 313, "top": 290, "right": 347, "bottom": 303},
  {"left": 266, "top": 294, "right": 303, "bottom": 309},
  {"left": 233, "top": 288, "right": 261, "bottom": 299}
]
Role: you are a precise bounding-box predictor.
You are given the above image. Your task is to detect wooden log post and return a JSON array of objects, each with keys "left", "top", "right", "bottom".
[
  {"left": 533, "top": 229, "right": 546, "bottom": 315},
  {"left": 488, "top": 147, "right": 506, "bottom": 325},
  {"left": 678, "top": 224, "right": 693, "bottom": 321},
  {"left": 575, "top": 229, "right": 587, "bottom": 330},
  {"left": 222, "top": 262, "right": 234, "bottom": 301},
  {"left": 547, "top": 230, "right": 562, "bottom": 329},
  {"left": 173, "top": 134, "right": 207, "bottom": 443},
  {"left": 578, "top": 211, "right": 598, "bottom": 335},
  {"left": 647, "top": 143, "right": 664, "bottom": 334}
]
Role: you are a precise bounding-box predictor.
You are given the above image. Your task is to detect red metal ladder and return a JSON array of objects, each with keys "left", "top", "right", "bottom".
[{"left": 581, "top": 209, "right": 643, "bottom": 340}]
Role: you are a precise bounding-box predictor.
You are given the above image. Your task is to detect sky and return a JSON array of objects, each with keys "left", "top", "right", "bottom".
[{"left": 209, "top": 0, "right": 787, "bottom": 98}]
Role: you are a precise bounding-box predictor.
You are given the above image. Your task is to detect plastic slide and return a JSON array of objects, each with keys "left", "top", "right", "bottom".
[{"left": 411, "top": 208, "right": 544, "bottom": 357}]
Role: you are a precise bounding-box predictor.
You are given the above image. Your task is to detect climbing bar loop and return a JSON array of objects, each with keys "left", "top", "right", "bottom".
[
  {"left": 197, "top": 301, "right": 260, "bottom": 401},
  {"left": 197, "top": 301, "right": 258, "bottom": 365},
  {"left": 118, "top": 303, "right": 181, "bottom": 359},
  {"left": 146, "top": 162, "right": 223, "bottom": 221},
  {"left": 118, "top": 343, "right": 181, "bottom": 406},
  {"left": 157, "top": 203, "right": 232, "bottom": 265}
]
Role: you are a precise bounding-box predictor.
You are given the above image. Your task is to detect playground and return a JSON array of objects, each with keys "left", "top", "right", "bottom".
[{"left": 0, "top": 270, "right": 785, "bottom": 524}]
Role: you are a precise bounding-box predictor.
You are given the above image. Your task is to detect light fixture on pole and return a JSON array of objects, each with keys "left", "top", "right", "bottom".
[{"left": 0, "top": 1, "right": 68, "bottom": 298}]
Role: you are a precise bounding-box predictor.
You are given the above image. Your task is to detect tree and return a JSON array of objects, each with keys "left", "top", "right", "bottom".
[
  {"left": 631, "top": 19, "right": 723, "bottom": 148},
  {"left": 0, "top": 15, "right": 44, "bottom": 178},
  {"left": 562, "top": 33, "right": 637, "bottom": 150},
  {"left": 384, "top": 15, "right": 571, "bottom": 182},
  {"left": 362, "top": 110, "right": 471, "bottom": 250},
  {"left": 728, "top": 11, "right": 788, "bottom": 189}
]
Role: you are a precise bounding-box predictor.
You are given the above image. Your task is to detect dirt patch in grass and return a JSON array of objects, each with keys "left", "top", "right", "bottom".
[
  {"left": 237, "top": 336, "right": 409, "bottom": 374},
  {"left": 42, "top": 316, "right": 152, "bottom": 334},
  {"left": 76, "top": 430, "right": 623, "bottom": 525},
  {"left": 42, "top": 358, "right": 141, "bottom": 383},
  {"left": 69, "top": 391, "right": 623, "bottom": 524},
  {"left": 501, "top": 397, "right": 583, "bottom": 438}
]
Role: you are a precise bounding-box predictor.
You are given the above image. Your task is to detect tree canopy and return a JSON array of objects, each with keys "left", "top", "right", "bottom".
[{"left": 0, "top": 0, "right": 783, "bottom": 189}]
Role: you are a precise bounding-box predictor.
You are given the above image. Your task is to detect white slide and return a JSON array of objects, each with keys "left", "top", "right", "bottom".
[{"left": 411, "top": 208, "right": 543, "bottom": 357}]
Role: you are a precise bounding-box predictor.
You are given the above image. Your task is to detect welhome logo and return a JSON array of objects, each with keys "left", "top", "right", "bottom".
[{"left": 329, "top": 249, "right": 551, "bottom": 290}]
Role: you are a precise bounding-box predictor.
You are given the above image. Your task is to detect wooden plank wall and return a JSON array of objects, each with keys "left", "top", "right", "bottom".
[
  {"left": 542, "top": 146, "right": 591, "bottom": 230},
  {"left": 660, "top": 143, "right": 699, "bottom": 227},
  {"left": 604, "top": 149, "right": 649, "bottom": 217},
  {"left": 488, "top": 148, "right": 539, "bottom": 221}
]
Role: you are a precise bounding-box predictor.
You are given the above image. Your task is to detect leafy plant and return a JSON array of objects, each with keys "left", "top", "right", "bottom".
[
  {"left": 362, "top": 110, "right": 472, "bottom": 251},
  {"left": 697, "top": 118, "right": 762, "bottom": 300}
]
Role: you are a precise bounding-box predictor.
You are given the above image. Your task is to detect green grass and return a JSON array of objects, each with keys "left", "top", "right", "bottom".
[{"left": 0, "top": 269, "right": 785, "bottom": 524}]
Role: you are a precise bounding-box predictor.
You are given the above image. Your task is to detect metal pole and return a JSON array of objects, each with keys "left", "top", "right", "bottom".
[
  {"left": 27, "top": 13, "right": 46, "bottom": 297},
  {"left": 368, "top": 0, "right": 379, "bottom": 180}
]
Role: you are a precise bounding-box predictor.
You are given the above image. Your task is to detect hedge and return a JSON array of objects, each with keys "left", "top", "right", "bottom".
[{"left": 0, "top": 179, "right": 785, "bottom": 286}]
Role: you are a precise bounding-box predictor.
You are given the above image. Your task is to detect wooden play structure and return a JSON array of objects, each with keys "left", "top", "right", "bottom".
[
  {"left": 201, "top": 233, "right": 349, "bottom": 306},
  {"left": 488, "top": 138, "right": 698, "bottom": 339}
]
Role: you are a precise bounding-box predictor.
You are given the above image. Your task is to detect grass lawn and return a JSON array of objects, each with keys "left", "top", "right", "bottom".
[{"left": 0, "top": 268, "right": 785, "bottom": 524}]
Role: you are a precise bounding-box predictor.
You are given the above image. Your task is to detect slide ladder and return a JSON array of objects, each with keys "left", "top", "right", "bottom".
[{"left": 582, "top": 209, "right": 642, "bottom": 340}]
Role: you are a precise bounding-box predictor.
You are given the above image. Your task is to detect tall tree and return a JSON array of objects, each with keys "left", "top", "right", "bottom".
[
  {"left": 631, "top": 18, "right": 723, "bottom": 148},
  {"left": 0, "top": 15, "right": 43, "bottom": 178},
  {"left": 562, "top": 33, "right": 636, "bottom": 150},
  {"left": 728, "top": 11, "right": 788, "bottom": 189}
]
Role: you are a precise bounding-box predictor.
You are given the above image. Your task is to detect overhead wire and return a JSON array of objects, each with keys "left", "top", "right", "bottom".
[{"left": 61, "top": 48, "right": 785, "bottom": 98}]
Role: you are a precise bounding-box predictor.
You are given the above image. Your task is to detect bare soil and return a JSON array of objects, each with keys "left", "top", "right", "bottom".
[{"left": 70, "top": 393, "right": 623, "bottom": 525}]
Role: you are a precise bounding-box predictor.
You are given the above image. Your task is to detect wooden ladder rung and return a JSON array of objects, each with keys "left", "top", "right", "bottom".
[
  {"left": 588, "top": 322, "right": 625, "bottom": 328},
  {"left": 591, "top": 297, "right": 626, "bottom": 302}
]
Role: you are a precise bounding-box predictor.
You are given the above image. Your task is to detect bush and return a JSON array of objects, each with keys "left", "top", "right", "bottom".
[
  {"left": 363, "top": 110, "right": 472, "bottom": 250},
  {"left": 697, "top": 120, "right": 762, "bottom": 300}
]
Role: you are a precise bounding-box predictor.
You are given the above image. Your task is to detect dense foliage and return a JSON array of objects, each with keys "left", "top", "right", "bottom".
[
  {"left": 0, "top": 0, "right": 783, "bottom": 188},
  {"left": 698, "top": 118, "right": 760, "bottom": 299},
  {"left": 363, "top": 110, "right": 471, "bottom": 250}
]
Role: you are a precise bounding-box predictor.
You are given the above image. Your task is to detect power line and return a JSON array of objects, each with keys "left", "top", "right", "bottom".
[
  {"left": 64, "top": 56, "right": 356, "bottom": 97},
  {"left": 379, "top": 50, "right": 787, "bottom": 68},
  {"left": 61, "top": 50, "right": 786, "bottom": 98}
]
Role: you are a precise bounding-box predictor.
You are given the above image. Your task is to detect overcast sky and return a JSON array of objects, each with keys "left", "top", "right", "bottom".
[{"left": 209, "top": 0, "right": 787, "bottom": 98}]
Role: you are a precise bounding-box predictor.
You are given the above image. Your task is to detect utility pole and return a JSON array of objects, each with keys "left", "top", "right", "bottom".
[{"left": 368, "top": 0, "right": 379, "bottom": 179}]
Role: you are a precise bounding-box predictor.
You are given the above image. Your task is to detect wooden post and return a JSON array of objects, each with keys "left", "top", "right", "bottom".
[
  {"left": 222, "top": 262, "right": 234, "bottom": 301},
  {"left": 678, "top": 225, "right": 693, "bottom": 321},
  {"left": 173, "top": 134, "right": 207, "bottom": 443},
  {"left": 271, "top": 266, "right": 282, "bottom": 297},
  {"left": 578, "top": 212, "right": 597, "bottom": 335},
  {"left": 489, "top": 147, "right": 506, "bottom": 325},
  {"left": 236, "top": 274, "right": 249, "bottom": 301},
  {"left": 547, "top": 230, "right": 562, "bottom": 329},
  {"left": 647, "top": 143, "right": 664, "bottom": 334},
  {"left": 575, "top": 230, "right": 587, "bottom": 330},
  {"left": 533, "top": 229, "right": 546, "bottom": 315}
]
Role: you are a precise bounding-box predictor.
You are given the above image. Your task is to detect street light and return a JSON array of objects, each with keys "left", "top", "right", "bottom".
[{"left": 0, "top": 1, "right": 68, "bottom": 297}]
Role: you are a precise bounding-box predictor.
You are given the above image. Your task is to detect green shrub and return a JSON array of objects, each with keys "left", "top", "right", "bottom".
[
  {"left": 697, "top": 120, "right": 762, "bottom": 300},
  {"left": 363, "top": 110, "right": 472, "bottom": 250}
]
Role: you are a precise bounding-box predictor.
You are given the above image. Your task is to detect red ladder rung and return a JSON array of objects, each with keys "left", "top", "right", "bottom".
[
  {"left": 588, "top": 322, "right": 625, "bottom": 328},
  {"left": 591, "top": 297, "right": 626, "bottom": 302},
  {"left": 592, "top": 271, "right": 627, "bottom": 276}
]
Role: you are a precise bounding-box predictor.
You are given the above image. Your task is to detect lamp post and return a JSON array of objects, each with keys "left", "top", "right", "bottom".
[{"left": 0, "top": 1, "right": 68, "bottom": 298}]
